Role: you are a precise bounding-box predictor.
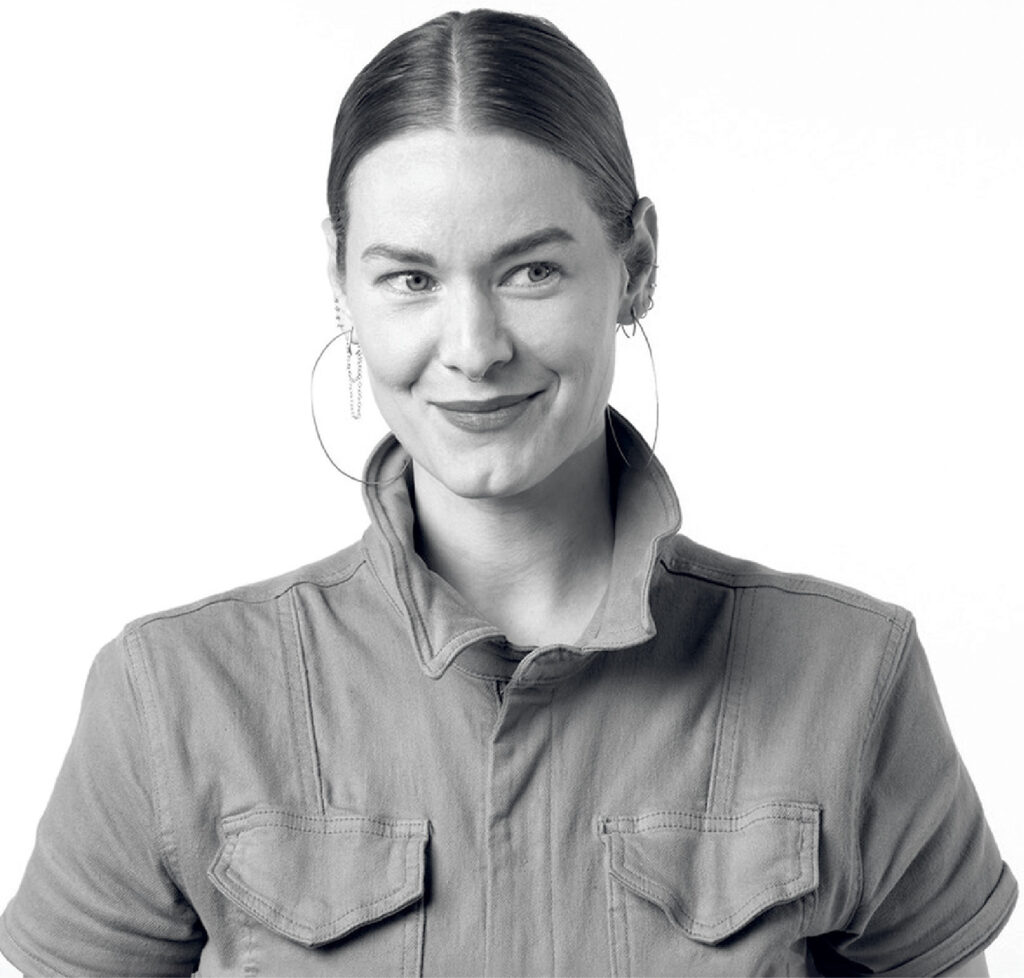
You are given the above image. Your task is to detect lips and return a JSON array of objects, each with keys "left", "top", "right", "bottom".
[
  {"left": 431, "top": 390, "right": 544, "bottom": 432},
  {"left": 433, "top": 392, "right": 538, "bottom": 413}
]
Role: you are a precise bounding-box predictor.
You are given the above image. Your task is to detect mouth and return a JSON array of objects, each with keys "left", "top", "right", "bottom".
[
  {"left": 432, "top": 390, "right": 545, "bottom": 432},
  {"left": 433, "top": 392, "right": 541, "bottom": 413}
]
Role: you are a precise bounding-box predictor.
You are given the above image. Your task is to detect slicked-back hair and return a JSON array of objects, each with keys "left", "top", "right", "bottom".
[{"left": 327, "top": 9, "right": 648, "bottom": 280}]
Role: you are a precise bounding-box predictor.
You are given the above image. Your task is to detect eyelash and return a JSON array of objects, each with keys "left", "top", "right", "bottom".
[
  {"left": 381, "top": 271, "right": 439, "bottom": 295},
  {"left": 379, "top": 262, "right": 562, "bottom": 295},
  {"left": 504, "top": 261, "right": 561, "bottom": 288}
]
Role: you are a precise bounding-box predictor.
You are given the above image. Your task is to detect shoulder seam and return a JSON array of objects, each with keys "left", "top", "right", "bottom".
[
  {"left": 660, "top": 557, "right": 900, "bottom": 622},
  {"left": 124, "top": 556, "right": 367, "bottom": 634}
]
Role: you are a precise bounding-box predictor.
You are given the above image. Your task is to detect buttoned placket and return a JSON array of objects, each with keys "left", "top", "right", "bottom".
[
  {"left": 485, "top": 673, "right": 555, "bottom": 974},
  {"left": 476, "top": 644, "right": 602, "bottom": 977}
]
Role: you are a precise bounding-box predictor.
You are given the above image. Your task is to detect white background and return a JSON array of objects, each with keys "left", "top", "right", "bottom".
[{"left": 1, "top": 1, "right": 1021, "bottom": 974}]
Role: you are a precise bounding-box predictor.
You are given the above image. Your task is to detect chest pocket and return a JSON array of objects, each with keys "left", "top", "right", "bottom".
[
  {"left": 208, "top": 808, "right": 429, "bottom": 977},
  {"left": 598, "top": 802, "right": 819, "bottom": 978}
]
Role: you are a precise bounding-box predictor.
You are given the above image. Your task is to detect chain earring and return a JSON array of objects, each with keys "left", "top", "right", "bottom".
[
  {"left": 334, "top": 297, "right": 363, "bottom": 421},
  {"left": 346, "top": 335, "right": 363, "bottom": 421}
]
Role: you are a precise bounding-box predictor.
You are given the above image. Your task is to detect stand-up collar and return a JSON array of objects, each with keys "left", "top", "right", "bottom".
[{"left": 359, "top": 409, "right": 682, "bottom": 680}]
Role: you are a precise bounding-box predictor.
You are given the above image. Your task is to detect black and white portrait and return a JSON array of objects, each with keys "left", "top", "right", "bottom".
[{"left": 1, "top": 2, "right": 1020, "bottom": 975}]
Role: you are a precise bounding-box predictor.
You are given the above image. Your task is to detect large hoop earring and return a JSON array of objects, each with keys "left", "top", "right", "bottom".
[
  {"left": 608, "top": 309, "right": 660, "bottom": 469},
  {"left": 310, "top": 314, "right": 408, "bottom": 487}
]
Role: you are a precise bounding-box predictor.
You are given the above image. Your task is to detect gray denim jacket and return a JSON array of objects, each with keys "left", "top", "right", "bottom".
[{"left": 1, "top": 416, "right": 1016, "bottom": 976}]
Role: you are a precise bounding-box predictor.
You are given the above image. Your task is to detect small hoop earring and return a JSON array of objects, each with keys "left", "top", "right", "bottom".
[
  {"left": 608, "top": 313, "right": 659, "bottom": 470},
  {"left": 621, "top": 288, "right": 654, "bottom": 335}
]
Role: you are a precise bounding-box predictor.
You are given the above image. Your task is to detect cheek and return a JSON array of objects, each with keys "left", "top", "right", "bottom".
[
  {"left": 580, "top": 330, "right": 617, "bottom": 411},
  {"left": 353, "top": 310, "right": 433, "bottom": 394},
  {"left": 534, "top": 294, "right": 617, "bottom": 382}
]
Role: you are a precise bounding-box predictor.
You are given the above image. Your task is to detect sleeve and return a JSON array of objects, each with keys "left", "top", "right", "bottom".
[
  {"left": 811, "top": 617, "right": 1017, "bottom": 977},
  {"left": 0, "top": 636, "right": 205, "bottom": 977}
]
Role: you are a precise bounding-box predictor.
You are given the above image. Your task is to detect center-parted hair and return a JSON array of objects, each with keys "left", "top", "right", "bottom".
[{"left": 327, "top": 9, "right": 647, "bottom": 279}]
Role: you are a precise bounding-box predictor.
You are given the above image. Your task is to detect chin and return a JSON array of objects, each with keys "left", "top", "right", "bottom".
[
  {"left": 421, "top": 449, "right": 544, "bottom": 501},
  {"left": 438, "top": 465, "right": 534, "bottom": 500}
]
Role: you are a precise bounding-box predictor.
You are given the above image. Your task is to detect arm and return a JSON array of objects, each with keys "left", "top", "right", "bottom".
[
  {"left": 813, "top": 617, "right": 1015, "bottom": 975},
  {"left": 0, "top": 637, "right": 204, "bottom": 975}
]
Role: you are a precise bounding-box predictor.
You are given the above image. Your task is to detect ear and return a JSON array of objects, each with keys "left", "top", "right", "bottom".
[
  {"left": 321, "top": 216, "right": 352, "bottom": 327},
  {"left": 616, "top": 197, "right": 659, "bottom": 325}
]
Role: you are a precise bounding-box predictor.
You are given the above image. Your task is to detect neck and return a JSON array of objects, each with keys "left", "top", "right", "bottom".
[{"left": 412, "top": 433, "right": 615, "bottom": 648}]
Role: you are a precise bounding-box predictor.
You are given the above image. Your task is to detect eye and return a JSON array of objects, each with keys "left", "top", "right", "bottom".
[
  {"left": 382, "top": 271, "right": 439, "bottom": 294},
  {"left": 503, "top": 262, "right": 561, "bottom": 288}
]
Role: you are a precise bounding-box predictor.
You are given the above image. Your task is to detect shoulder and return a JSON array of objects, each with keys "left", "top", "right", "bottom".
[
  {"left": 116, "top": 540, "right": 373, "bottom": 679},
  {"left": 97, "top": 539, "right": 388, "bottom": 773},
  {"left": 659, "top": 533, "right": 911, "bottom": 643},
  {"left": 660, "top": 534, "right": 906, "bottom": 624},
  {"left": 128, "top": 541, "right": 365, "bottom": 628},
  {"left": 657, "top": 534, "right": 916, "bottom": 712}
]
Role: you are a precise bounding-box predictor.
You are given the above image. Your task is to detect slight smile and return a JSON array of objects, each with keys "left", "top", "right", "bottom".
[{"left": 432, "top": 391, "right": 545, "bottom": 432}]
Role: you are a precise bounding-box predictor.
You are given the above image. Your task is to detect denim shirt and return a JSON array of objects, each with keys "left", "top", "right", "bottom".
[{"left": 1, "top": 415, "right": 1016, "bottom": 977}]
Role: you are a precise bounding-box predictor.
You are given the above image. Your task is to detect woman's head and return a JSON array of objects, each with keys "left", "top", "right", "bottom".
[
  {"left": 327, "top": 9, "right": 653, "bottom": 284},
  {"left": 324, "top": 10, "right": 657, "bottom": 501}
]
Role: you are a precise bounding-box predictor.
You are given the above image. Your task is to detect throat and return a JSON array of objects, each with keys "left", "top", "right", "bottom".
[{"left": 412, "top": 437, "right": 615, "bottom": 648}]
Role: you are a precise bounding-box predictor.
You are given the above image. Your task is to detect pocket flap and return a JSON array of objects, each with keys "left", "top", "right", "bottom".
[
  {"left": 208, "top": 808, "right": 429, "bottom": 948},
  {"left": 599, "top": 802, "right": 819, "bottom": 945}
]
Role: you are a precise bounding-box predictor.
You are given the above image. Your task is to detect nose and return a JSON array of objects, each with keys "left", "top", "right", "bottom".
[{"left": 438, "top": 286, "right": 514, "bottom": 382}]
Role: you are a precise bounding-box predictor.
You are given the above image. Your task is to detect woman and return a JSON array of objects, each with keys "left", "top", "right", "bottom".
[{"left": 0, "top": 9, "right": 1015, "bottom": 977}]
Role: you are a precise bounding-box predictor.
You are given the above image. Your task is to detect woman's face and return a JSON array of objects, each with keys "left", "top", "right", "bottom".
[{"left": 334, "top": 129, "right": 633, "bottom": 500}]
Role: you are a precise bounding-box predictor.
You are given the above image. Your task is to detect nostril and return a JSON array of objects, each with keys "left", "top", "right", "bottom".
[
  {"left": 439, "top": 310, "right": 515, "bottom": 381},
  {"left": 448, "top": 357, "right": 502, "bottom": 384}
]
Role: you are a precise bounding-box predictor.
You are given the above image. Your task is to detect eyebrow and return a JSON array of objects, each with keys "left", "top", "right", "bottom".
[
  {"left": 490, "top": 226, "right": 576, "bottom": 264},
  {"left": 360, "top": 226, "right": 577, "bottom": 266}
]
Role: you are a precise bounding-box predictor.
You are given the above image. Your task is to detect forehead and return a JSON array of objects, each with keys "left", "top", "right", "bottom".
[{"left": 344, "top": 129, "right": 607, "bottom": 259}]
